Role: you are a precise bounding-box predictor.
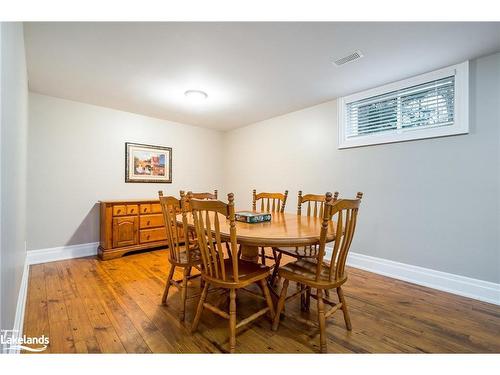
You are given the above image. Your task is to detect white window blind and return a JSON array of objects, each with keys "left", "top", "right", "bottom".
[
  {"left": 338, "top": 61, "right": 468, "bottom": 149},
  {"left": 346, "top": 76, "right": 455, "bottom": 138}
]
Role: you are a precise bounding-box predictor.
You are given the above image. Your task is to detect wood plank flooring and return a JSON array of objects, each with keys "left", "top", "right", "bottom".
[{"left": 23, "top": 249, "right": 500, "bottom": 353}]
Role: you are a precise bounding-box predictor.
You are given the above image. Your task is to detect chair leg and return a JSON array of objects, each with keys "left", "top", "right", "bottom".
[
  {"left": 300, "top": 284, "right": 307, "bottom": 311},
  {"left": 191, "top": 281, "right": 209, "bottom": 333},
  {"left": 305, "top": 287, "right": 311, "bottom": 312},
  {"left": 179, "top": 267, "right": 190, "bottom": 321},
  {"left": 337, "top": 286, "right": 352, "bottom": 331},
  {"left": 270, "top": 251, "right": 282, "bottom": 286},
  {"left": 272, "top": 279, "right": 289, "bottom": 331},
  {"left": 229, "top": 289, "right": 237, "bottom": 353},
  {"left": 260, "top": 247, "right": 266, "bottom": 265},
  {"left": 259, "top": 279, "right": 275, "bottom": 320},
  {"left": 161, "top": 266, "right": 175, "bottom": 305},
  {"left": 317, "top": 289, "right": 327, "bottom": 353}
]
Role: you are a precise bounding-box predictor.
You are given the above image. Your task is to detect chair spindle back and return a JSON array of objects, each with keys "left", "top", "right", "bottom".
[
  {"left": 317, "top": 193, "right": 362, "bottom": 283},
  {"left": 252, "top": 189, "right": 288, "bottom": 213},
  {"left": 158, "top": 194, "right": 191, "bottom": 264},
  {"left": 189, "top": 193, "right": 239, "bottom": 283},
  {"left": 297, "top": 191, "right": 339, "bottom": 218}
]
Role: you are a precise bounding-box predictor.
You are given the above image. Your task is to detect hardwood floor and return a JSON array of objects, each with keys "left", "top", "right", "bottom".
[{"left": 23, "top": 249, "right": 500, "bottom": 353}]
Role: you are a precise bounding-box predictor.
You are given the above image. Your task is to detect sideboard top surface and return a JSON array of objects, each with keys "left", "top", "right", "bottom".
[{"left": 99, "top": 199, "right": 161, "bottom": 204}]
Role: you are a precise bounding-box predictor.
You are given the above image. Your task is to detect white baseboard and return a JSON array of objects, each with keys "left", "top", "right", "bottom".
[
  {"left": 324, "top": 248, "right": 500, "bottom": 306},
  {"left": 27, "top": 242, "right": 99, "bottom": 265},
  {"left": 5, "top": 258, "right": 30, "bottom": 354}
]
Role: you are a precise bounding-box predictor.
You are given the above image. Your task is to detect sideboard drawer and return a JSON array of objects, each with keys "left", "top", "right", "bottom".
[
  {"left": 151, "top": 203, "right": 162, "bottom": 213},
  {"left": 140, "top": 214, "right": 164, "bottom": 229},
  {"left": 140, "top": 227, "right": 167, "bottom": 243},
  {"left": 113, "top": 205, "right": 127, "bottom": 216},
  {"left": 126, "top": 204, "right": 139, "bottom": 215},
  {"left": 140, "top": 204, "right": 151, "bottom": 214}
]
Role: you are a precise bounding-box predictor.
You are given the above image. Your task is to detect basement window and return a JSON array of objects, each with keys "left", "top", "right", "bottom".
[{"left": 337, "top": 61, "right": 469, "bottom": 149}]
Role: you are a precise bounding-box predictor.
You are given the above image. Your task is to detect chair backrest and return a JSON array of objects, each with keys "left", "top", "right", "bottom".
[
  {"left": 181, "top": 190, "right": 217, "bottom": 213},
  {"left": 189, "top": 193, "right": 239, "bottom": 283},
  {"left": 297, "top": 191, "right": 339, "bottom": 217},
  {"left": 187, "top": 190, "right": 218, "bottom": 200},
  {"left": 317, "top": 193, "right": 363, "bottom": 283},
  {"left": 158, "top": 193, "right": 192, "bottom": 264},
  {"left": 252, "top": 189, "right": 288, "bottom": 213}
]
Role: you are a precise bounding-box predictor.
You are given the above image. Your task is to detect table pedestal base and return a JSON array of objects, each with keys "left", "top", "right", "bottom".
[{"left": 240, "top": 244, "right": 260, "bottom": 263}]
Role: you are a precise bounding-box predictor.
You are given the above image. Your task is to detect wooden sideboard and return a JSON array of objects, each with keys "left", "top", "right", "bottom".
[{"left": 98, "top": 199, "right": 177, "bottom": 260}]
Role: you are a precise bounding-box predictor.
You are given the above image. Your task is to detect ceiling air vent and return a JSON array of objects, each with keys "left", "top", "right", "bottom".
[{"left": 333, "top": 50, "right": 364, "bottom": 67}]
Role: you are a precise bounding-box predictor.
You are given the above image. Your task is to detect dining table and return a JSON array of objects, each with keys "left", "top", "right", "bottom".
[{"left": 182, "top": 211, "right": 336, "bottom": 263}]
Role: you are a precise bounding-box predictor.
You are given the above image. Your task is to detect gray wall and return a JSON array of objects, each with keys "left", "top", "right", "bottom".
[
  {"left": 27, "top": 93, "right": 225, "bottom": 250},
  {"left": 0, "top": 23, "right": 28, "bottom": 331},
  {"left": 224, "top": 53, "right": 500, "bottom": 283},
  {"left": 24, "top": 51, "right": 500, "bottom": 284}
]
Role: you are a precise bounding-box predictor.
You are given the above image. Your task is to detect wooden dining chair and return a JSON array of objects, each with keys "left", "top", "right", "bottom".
[
  {"left": 181, "top": 190, "right": 218, "bottom": 244},
  {"left": 189, "top": 193, "right": 275, "bottom": 353},
  {"left": 271, "top": 193, "right": 362, "bottom": 353},
  {"left": 158, "top": 192, "right": 202, "bottom": 321},
  {"left": 270, "top": 191, "right": 339, "bottom": 285},
  {"left": 252, "top": 189, "right": 289, "bottom": 265}
]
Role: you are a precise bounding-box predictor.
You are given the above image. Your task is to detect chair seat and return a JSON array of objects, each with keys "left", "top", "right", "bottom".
[
  {"left": 205, "top": 259, "right": 270, "bottom": 286},
  {"left": 273, "top": 245, "right": 319, "bottom": 258},
  {"left": 170, "top": 246, "right": 202, "bottom": 265},
  {"left": 278, "top": 259, "right": 344, "bottom": 288}
]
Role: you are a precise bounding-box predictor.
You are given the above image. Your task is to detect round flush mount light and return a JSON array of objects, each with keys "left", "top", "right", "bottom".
[{"left": 184, "top": 90, "right": 208, "bottom": 101}]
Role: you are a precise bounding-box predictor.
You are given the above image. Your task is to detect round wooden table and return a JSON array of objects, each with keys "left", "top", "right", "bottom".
[{"left": 184, "top": 211, "right": 336, "bottom": 263}]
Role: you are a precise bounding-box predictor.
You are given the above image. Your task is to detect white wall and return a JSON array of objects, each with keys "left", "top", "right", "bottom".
[
  {"left": 27, "top": 93, "right": 224, "bottom": 250},
  {"left": 224, "top": 53, "right": 500, "bottom": 284},
  {"left": 0, "top": 23, "right": 28, "bottom": 331}
]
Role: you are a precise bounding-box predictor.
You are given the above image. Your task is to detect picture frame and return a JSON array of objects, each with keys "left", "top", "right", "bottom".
[{"left": 125, "top": 142, "right": 172, "bottom": 183}]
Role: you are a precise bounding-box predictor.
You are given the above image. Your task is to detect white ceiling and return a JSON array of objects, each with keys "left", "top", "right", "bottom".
[{"left": 24, "top": 22, "right": 500, "bottom": 131}]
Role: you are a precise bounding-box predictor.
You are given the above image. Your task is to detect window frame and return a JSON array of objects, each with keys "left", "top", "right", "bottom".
[{"left": 337, "top": 61, "right": 469, "bottom": 149}]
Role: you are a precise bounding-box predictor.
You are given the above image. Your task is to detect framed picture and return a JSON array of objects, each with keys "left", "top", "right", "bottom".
[{"left": 125, "top": 142, "right": 172, "bottom": 183}]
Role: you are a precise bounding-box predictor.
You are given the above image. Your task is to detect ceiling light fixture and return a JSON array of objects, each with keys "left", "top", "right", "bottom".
[{"left": 184, "top": 90, "right": 208, "bottom": 101}]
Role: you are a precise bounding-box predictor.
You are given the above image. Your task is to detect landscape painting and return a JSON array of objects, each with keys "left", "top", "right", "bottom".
[{"left": 125, "top": 142, "right": 172, "bottom": 183}]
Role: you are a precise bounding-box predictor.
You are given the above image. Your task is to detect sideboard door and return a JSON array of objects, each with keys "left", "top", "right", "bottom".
[{"left": 112, "top": 216, "right": 139, "bottom": 248}]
